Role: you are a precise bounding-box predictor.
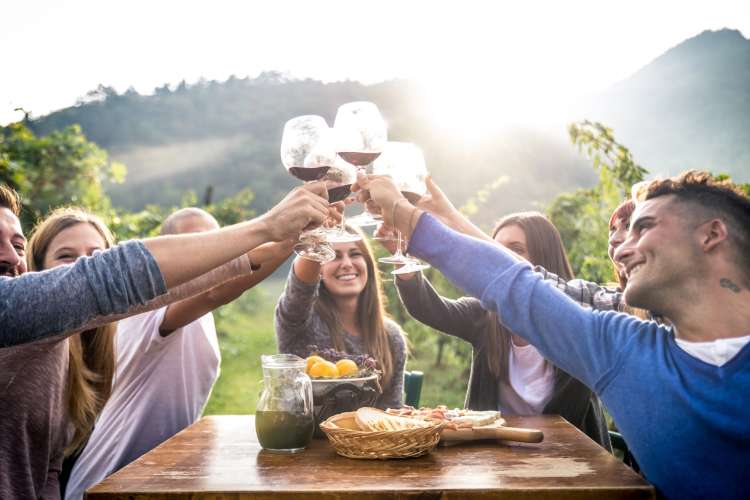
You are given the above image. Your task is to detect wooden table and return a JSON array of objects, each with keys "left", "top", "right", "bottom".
[{"left": 86, "top": 415, "right": 654, "bottom": 499}]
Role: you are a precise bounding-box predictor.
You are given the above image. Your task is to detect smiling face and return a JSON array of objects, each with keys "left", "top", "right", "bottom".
[
  {"left": 608, "top": 216, "right": 629, "bottom": 281},
  {"left": 614, "top": 195, "right": 704, "bottom": 313},
  {"left": 42, "top": 222, "right": 108, "bottom": 270},
  {"left": 494, "top": 223, "right": 530, "bottom": 262},
  {"left": 320, "top": 241, "right": 369, "bottom": 298},
  {"left": 0, "top": 207, "right": 26, "bottom": 277}
]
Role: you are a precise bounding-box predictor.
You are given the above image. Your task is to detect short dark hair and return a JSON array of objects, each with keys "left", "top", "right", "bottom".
[
  {"left": 639, "top": 170, "right": 750, "bottom": 284},
  {"left": 0, "top": 185, "right": 21, "bottom": 216}
]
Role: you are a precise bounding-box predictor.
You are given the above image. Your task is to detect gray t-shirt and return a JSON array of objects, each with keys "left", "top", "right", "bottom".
[
  {"left": 0, "top": 241, "right": 166, "bottom": 500},
  {"left": 275, "top": 269, "right": 406, "bottom": 409}
]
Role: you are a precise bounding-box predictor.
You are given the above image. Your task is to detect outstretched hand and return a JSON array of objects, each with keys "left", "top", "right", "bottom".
[
  {"left": 352, "top": 172, "right": 406, "bottom": 227},
  {"left": 261, "top": 182, "right": 331, "bottom": 241},
  {"left": 415, "top": 176, "right": 459, "bottom": 226}
]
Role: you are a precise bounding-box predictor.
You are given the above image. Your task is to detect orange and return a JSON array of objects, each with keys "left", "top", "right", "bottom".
[
  {"left": 306, "top": 355, "right": 325, "bottom": 374},
  {"left": 336, "top": 359, "right": 359, "bottom": 377},
  {"left": 309, "top": 360, "right": 339, "bottom": 378}
]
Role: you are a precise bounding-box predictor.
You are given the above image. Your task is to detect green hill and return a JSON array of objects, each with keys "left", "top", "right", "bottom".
[
  {"left": 27, "top": 28, "right": 750, "bottom": 222},
  {"left": 29, "top": 75, "right": 591, "bottom": 226},
  {"left": 580, "top": 28, "right": 750, "bottom": 179}
]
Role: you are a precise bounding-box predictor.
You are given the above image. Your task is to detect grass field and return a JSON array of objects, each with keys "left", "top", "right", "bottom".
[{"left": 203, "top": 278, "right": 470, "bottom": 415}]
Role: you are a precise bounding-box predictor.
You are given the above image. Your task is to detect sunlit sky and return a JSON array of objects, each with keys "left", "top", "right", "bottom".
[{"left": 2, "top": 0, "right": 748, "bottom": 129}]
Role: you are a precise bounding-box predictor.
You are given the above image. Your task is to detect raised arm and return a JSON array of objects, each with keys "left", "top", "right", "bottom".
[
  {"left": 0, "top": 241, "right": 165, "bottom": 347},
  {"left": 144, "top": 185, "right": 330, "bottom": 289},
  {"left": 406, "top": 213, "right": 643, "bottom": 390},
  {"left": 159, "top": 241, "right": 294, "bottom": 335},
  {"left": 415, "top": 176, "right": 493, "bottom": 243},
  {"left": 535, "top": 266, "right": 624, "bottom": 312},
  {"left": 353, "top": 173, "right": 650, "bottom": 391},
  {"left": 274, "top": 257, "right": 321, "bottom": 355},
  {"left": 0, "top": 184, "right": 332, "bottom": 348},
  {"left": 395, "top": 272, "right": 487, "bottom": 345}
]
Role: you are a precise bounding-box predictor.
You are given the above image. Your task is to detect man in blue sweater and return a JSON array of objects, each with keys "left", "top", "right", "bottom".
[{"left": 355, "top": 170, "right": 750, "bottom": 499}]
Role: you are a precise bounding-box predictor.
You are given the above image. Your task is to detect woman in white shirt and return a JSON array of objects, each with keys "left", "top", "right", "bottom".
[{"left": 393, "top": 211, "right": 611, "bottom": 449}]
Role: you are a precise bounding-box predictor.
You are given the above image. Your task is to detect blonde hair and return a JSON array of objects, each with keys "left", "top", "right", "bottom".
[
  {"left": 27, "top": 207, "right": 117, "bottom": 456},
  {"left": 315, "top": 225, "right": 403, "bottom": 386}
]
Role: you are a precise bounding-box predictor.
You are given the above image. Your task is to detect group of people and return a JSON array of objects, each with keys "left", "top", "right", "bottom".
[{"left": 0, "top": 167, "right": 748, "bottom": 499}]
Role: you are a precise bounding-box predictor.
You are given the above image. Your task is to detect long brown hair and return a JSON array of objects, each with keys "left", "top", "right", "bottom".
[
  {"left": 485, "top": 212, "right": 574, "bottom": 382},
  {"left": 27, "top": 207, "right": 117, "bottom": 456},
  {"left": 315, "top": 225, "right": 402, "bottom": 387}
]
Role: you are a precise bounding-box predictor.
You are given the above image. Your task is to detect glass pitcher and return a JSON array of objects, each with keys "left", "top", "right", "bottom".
[{"left": 255, "top": 354, "right": 314, "bottom": 453}]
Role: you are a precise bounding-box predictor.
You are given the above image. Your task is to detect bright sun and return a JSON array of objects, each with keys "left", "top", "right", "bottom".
[{"left": 419, "top": 75, "right": 569, "bottom": 141}]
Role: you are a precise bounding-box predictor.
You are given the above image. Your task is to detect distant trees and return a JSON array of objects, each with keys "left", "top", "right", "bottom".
[
  {"left": 548, "top": 121, "right": 647, "bottom": 283},
  {"left": 0, "top": 122, "right": 256, "bottom": 239},
  {"left": 0, "top": 122, "right": 125, "bottom": 228},
  {"left": 547, "top": 120, "right": 750, "bottom": 284}
]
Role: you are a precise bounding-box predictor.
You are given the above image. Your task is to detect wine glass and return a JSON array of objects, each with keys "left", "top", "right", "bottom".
[
  {"left": 316, "top": 153, "right": 361, "bottom": 244},
  {"left": 333, "top": 101, "right": 387, "bottom": 227},
  {"left": 280, "top": 115, "right": 337, "bottom": 262},
  {"left": 373, "top": 142, "right": 431, "bottom": 274}
]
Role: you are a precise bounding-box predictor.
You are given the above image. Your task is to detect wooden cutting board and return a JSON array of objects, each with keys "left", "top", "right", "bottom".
[{"left": 441, "top": 419, "right": 544, "bottom": 443}]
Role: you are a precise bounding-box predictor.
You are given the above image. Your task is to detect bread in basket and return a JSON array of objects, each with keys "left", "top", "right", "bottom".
[{"left": 319, "top": 407, "right": 445, "bottom": 459}]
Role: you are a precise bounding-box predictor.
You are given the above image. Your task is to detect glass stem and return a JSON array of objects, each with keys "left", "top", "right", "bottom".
[{"left": 394, "top": 230, "right": 404, "bottom": 258}]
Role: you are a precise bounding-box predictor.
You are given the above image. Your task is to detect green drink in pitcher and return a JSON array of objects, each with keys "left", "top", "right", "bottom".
[{"left": 256, "top": 354, "right": 314, "bottom": 453}]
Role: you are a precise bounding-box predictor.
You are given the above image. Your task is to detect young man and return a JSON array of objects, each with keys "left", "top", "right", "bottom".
[
  {"left": 356, "top": 170, "right": 749, "bottom": 499},
  {"left": 0, "top": 183, "right": 333, "bottom": 500},
  {"left": 64, "top": 208, "right": 294, "bottom": 499},
  {"left": 0, "top": 185, "right": 26, "bottom": 277}
]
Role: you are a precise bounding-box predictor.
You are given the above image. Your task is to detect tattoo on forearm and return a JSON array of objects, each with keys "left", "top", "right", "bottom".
[{"left": 720, "top": 278, "right": 742, "bottom": 293}]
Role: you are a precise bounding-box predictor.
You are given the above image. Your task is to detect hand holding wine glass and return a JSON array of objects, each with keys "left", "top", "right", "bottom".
[
  {"left": 280, "top": 115, "right": 341, "bottom": 262},
  {"left": 368, "top": 142, "right": 431, "bottom": 275},
  {"left": 260, "top": 182, "right": 331, "bottom": 241}
]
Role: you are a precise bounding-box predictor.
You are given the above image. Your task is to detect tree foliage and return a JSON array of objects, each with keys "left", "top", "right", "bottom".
[
  {"left": 0, "top": 122, "right": 256, "bottom": 240},
  {"left": 0, "top": 122, "right": 125, "bottom": 229},
  {"left": 547, "top": 121, "right": 647, "bottom": 283}
]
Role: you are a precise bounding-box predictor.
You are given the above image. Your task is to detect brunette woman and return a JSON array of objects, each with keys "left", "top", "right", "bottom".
[
  {"left": 275, "top": 226, "right": 407, "bottom": 409},
  {"left": 394, "top": 212, "right": 610, "bottom": 449}
]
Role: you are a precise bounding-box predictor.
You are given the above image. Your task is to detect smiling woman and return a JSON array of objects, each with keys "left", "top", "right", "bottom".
[{"left": 274, "top": 225, "right": 407, "bottom": 409}]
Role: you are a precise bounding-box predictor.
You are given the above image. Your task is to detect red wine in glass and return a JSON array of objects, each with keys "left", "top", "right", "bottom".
[
  {"left": 327, "top": 184, "right": 352, "bottom": 203},
  {"left": 288, "top": 166, "right": 330, "bottom": 182},
  {"left": 337, "top": 152, "right": 381, "bottom": 167}
]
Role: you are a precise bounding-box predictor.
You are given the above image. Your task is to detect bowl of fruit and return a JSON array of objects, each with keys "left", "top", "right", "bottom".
[{"left": 304, "top": 346, "right": 382, "bottom": 435}]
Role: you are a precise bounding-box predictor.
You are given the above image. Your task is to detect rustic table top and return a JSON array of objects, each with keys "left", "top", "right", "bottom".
[{"left": 86, "top": 414, "right": 654, "bottom": 499}]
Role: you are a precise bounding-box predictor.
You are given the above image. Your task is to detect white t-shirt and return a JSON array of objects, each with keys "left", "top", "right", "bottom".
[
  {"left": 497, "top": 340, "right": 556, "bottom": 415},
  {"left": 675, "top": 333, "right": 750, "bottom": 366},
  {"left": 64, "top": 306, "right": 221, "bottom": 500}
]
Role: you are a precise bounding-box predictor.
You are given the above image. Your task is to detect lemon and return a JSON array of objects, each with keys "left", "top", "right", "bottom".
[
  {"left": 306, "top": 355, "right": 325, "bottom": 374},
  {"left": 309, "top": 360, "right": 339, "bottom": 378},
  {"left": 336, "top": 359, "right": 359, "bottom": 377}
]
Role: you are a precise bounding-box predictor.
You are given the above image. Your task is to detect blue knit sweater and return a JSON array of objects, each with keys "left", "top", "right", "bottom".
[{"left": 409, "top": 214, "right": 750, "bottom": 500}]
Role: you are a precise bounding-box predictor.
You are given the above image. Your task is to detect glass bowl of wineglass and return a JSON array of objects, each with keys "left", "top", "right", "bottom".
[
  {"left": 372, "top": 142, "right": 431, "bottom": 275},
  {"left": 333, "top": 101, "right": 387, "bottom": 227},
  {"left": 280, "top": 115, "right": 338, "bottom": 262}
]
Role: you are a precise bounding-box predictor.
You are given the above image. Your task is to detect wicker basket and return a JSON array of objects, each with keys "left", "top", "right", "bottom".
[{"left": 319, "top": 411, "right": 445, "bottom": 459}]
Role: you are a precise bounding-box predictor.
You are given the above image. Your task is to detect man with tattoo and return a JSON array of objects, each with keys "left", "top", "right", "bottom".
[{"left": 356, "top": 169, "right": 750, "bottom": 499}]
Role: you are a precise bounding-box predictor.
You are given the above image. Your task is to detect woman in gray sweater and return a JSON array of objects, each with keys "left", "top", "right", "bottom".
[
  {"left": 394, "top": 212, "right": 610, "bottom": 450},
  {"left": 275, "top": 226, "right": 407, "bottom": 409}
]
